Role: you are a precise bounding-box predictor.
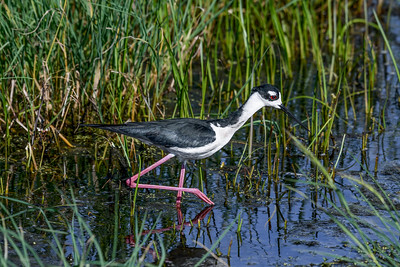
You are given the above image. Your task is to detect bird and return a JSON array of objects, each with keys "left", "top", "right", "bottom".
[{"left": 82, "top": 84, "right": 308, "bottom": 207}]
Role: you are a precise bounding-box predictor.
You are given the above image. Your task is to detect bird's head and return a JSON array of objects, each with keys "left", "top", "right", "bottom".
[
  {"left": 252, "top": 84, "right": 309, "bottom": 132},
  {"left": 251, "top": 84, "right": 283, "bottom": 109}
]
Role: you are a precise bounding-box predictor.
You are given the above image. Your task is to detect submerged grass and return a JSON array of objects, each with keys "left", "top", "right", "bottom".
[
  {"left": 290, "top": 134, "right": 400, "bottom": 266},
  {"left": 1, "top": 0, "right": 399, "bottom": 265},
  {"left": 0, "top": 192, "right": 166, "bottom": 266}
]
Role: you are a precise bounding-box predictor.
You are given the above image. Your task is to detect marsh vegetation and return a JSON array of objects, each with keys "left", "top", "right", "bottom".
[{"left": 1, "top": 0, "right": 400, "bottom": 266}]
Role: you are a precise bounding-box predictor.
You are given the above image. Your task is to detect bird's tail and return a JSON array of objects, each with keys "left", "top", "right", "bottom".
[
  {"left": 80, "top": 123, "right": 128, "bottom": 135},
  {"left": 80, "top": 123, "right": 112, "bottom": 128}
]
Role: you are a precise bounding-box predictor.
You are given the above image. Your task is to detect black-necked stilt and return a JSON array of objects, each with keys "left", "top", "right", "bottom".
[{"left": 83, "top": 84, "right": 308, "bottom": 206}]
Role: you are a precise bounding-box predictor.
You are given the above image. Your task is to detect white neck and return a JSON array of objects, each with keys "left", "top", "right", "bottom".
[
  {"left": 215, "top": 92, "right": 268, "bottom": 130},
  {"left": 236, "top": 93, "right": 266, "bottom": 126},
  {"left": 211, "top": 91, "right": 282, "bottom": 130}
]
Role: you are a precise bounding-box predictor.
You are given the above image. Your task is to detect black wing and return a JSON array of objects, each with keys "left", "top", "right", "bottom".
[{"left": 82, "top": 118, "right": 216, "bottom": 149}]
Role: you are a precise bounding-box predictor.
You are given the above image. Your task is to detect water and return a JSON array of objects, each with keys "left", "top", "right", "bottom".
[
  {"left": 2, "top": 11, "right": 400, "bottom": 267},
  {"left": 3, "top": 81, "right": 399, "bottom": 266}
]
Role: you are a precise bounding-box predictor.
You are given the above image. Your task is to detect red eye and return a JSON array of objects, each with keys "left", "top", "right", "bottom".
[{"left": 270, "top": 95, "right": 278, "bottom": 101}]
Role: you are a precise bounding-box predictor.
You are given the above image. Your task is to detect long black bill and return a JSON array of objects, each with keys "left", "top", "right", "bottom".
[{"left": 279, "top": 104, "right": 310, "bottom": 133}]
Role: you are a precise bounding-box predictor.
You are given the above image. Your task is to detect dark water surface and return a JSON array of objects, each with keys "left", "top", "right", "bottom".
[{"left": 3, "top": 11, "right": 400, "bottom": 267}]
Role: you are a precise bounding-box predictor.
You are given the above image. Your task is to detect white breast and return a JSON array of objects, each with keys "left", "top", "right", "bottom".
[{"left": 169, "top": 123, "right": 238, "bottom": 159}]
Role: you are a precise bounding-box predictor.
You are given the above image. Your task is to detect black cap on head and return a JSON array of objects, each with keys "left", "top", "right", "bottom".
[{"left": 251, "top": 84, "right": 281, "bottom": 102}]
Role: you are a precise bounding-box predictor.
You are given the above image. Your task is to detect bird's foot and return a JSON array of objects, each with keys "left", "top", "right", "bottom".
[{"left": 126, "top": 182, "right": 214, "bottom": 206}]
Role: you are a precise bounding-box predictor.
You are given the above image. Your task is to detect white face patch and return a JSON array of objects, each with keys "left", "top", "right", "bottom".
[{"left": 269, "top": 91, "right": 278, "bottom": 97}]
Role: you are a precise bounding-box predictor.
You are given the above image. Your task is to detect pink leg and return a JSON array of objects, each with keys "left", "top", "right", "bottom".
[
  {"left": 126, "top": 154, "right": 175, "bottom": 187},
  {"left": 126, "top": 154, "right": 214, "bottom": 206},
  {"left": 176, "top": 162, "right": 185, "bottom": 207}
]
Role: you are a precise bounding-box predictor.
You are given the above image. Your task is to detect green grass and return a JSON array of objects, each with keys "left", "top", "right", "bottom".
[{"left": 0, "top": 1, "right": 388, "bottom": 158}]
